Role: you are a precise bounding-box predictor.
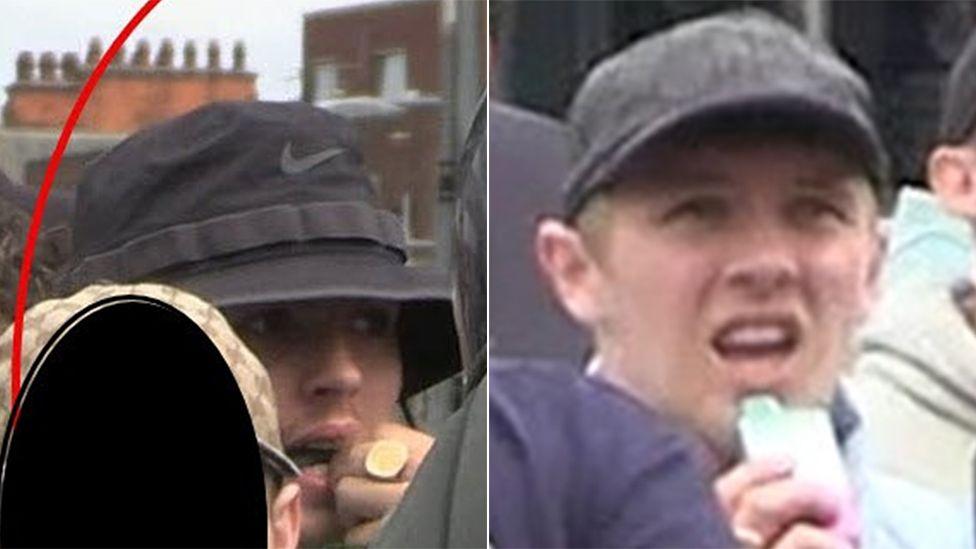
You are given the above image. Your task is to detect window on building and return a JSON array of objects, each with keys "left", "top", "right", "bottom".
[
  {"left": 376, "top": 51, "right": 408, "bottom": 98},
  {"left": 401, "top": 190, "right": 414, "bottom": 237},
  {"left": 313, "top": 62, "right": 341, "bottom": 100}
]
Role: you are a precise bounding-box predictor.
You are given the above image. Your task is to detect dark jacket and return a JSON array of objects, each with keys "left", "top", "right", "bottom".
[{"left": 490, "top": 358, "right": 735, "bottom": 548}]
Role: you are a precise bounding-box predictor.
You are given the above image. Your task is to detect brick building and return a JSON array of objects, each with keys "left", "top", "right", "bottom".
[
  {"left": 302, "top": 0, "right": 486, "bottom": 266},
  {"left": 0, "top": 37, "right": 258, "bottom": 317},
  {"left": 1, "top": 37, "right": 256, "bottom": 188}
]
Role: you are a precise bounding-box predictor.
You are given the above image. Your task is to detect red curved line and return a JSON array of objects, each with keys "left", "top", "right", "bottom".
[{"left": 10, "top": 0, "right": 164, "bottom": 407}]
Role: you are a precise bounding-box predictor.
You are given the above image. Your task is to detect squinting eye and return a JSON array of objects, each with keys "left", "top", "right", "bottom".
[
  {"left": 661, "top": 197, "right": 727, "bottom": 225},
  {"left": 794, "top": 198, "right": 850, "bottom": 225},
  {"left": 232, "top": 309, "right": 291, "bottom": 337}
]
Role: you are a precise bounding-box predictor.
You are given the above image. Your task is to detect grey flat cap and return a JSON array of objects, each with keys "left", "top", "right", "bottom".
[{"left": 563, "top": 9, "right": 889, "bottom": 216}]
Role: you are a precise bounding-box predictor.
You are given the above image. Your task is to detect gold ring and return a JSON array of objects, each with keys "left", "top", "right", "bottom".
[{"left": 365, "top": 439, "right": 409, "bottom": 480}]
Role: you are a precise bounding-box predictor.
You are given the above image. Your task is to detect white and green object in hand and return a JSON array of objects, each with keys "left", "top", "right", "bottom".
[{"left": 737, "top": 394, "right": 849, "bottom": 493}]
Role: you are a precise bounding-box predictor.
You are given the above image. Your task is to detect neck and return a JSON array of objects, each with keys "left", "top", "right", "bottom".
[{"left": 587, "top": 352, "right": 731, "bottom": 475}]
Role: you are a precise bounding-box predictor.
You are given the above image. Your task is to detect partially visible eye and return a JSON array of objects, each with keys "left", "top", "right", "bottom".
[
  {"left": 232, "top": 308, "right": 289, "bottom": 337},
  {"left": 660, "top": 196, "right": 729, "bottom": 226},
  {"left": 792, "top": 196, "right": 851, "bottom": 226},
  {"left": 242, "top": 316, "right": 268, "bottom": 335},
  {"left": 349, "top": 307, "right": 396, "bottom": 338}
]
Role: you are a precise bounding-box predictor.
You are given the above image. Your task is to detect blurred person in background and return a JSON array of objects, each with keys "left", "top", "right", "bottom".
[
  {"left": 488, "top": 0, "right": 588, "bottom": 363},
  {"left": 850, "top": 28, "right": 976, "bottom": 525},
  {"left": 874, "top": 186, "right": 972, "bottom": 291}
]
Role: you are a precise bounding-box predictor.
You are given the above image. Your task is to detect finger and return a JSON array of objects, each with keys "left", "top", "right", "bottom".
[
  {"left": 714, "top": 456, "right": 794, "bottom": 515},
  {"left": 334, "top": 475, "right": 408, "bottom": 525},
  {"left": 343, "top": 518, "right": 385, "bottom": 546},
  {"left": 771, "top": 522, "right": 855, "bottom": 549},
  {"left": 731, "top": 525, "right": 766, "bottom": 549},
  {"left": 331, "top": 425, "right": 434, "bottom": 482},
  {"left": 375, "top": 422, "right": 435, "bottom": 454},
  {"left": 733, "top": 479, "right": 843, "bottom": 546},
  {"left": 329, "top": 440, "right": 373, "bottom": 481},
  {"left": 374, "top": 422, "right": 434, "bottom": 477}
]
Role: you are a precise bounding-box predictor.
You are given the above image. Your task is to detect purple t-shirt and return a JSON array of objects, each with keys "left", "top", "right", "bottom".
[{"left": 490, "top": 358, "right": 735, "bottom": 548}]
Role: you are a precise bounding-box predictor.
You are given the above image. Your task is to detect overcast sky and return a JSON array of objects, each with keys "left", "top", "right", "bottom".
[{"left": 0, "top": 0, "right": 391, "bottom": 106}]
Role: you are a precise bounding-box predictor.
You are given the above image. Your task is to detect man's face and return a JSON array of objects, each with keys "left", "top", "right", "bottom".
[
  {"left": 231, "top": 299, "right": 403, "bottom": 546},
  {"left": 546, "top": 137, "right": 881, "bottom": 465}
]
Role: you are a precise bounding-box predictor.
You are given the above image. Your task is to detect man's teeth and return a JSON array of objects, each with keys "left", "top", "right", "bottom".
[
  {"left": 302, "top": 463, "right": 329, "bottom": 475},
  {"left": 721, "top": 326, "right": 789, "bottom": 347}
]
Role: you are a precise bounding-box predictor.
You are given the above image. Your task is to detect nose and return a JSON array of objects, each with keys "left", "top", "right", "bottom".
[
  {"left": 722, "top": 225, "right": 799, "bottom": 298},
  {"left": 304, "top": 333, "right": 364, "bottom": 400}
]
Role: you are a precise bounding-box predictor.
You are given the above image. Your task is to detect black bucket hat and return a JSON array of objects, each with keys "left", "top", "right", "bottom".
[{"left": 65, "top": 100, "right": 459, "bottom": 396}]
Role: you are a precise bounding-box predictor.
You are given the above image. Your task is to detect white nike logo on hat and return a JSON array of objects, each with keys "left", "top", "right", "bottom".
[{"left": 280, "top": 142, "right": 346, "bottom": 175}]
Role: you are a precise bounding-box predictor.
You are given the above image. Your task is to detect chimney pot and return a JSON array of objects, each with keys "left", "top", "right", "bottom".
[
  {"left": 110, "top": 45, "right": 127, "bottom": 67},
  {"left": 86, "top": 37, "right": 103, "bottom": 66},
  {"left": 16, "top": 52, "right": 35, "bottom": 81},
  {"left": 183, "top": 40, "right": 198, "bottom": 69},
  {"left": 156, "top": 38, "right": 174, "bottom": 68},
  {"left": 133, "top": 39, "right": 150, "bottom": 67},
  {"left": 61, "top": 52, "right": 82, "bottom": 81},
  {"left": 39, "top": 52, "right": 57, "bottom": 81},
  {"left": 233, "top": 41, "right": 246, "bottom": 71},
  {"left": 207, "top": 40, "right": 221, "bottom": 70}
]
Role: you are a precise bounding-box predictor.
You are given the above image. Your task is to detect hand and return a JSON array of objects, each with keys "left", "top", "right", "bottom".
[
  {"left": 330, "top": 422, "right": 434, "bottom": 545},
  {"left": 714, "top": 457, "right": 859, "bottom": 548}
]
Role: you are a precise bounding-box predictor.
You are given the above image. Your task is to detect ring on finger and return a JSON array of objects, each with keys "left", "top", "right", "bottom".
[{"left": 364, "top": 439, "right": 409, "bottom": 480}]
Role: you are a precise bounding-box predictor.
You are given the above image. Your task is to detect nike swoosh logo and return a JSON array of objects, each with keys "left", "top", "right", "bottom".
[{"left": 280, "top": 142, "right": 347, "bottom": 175}]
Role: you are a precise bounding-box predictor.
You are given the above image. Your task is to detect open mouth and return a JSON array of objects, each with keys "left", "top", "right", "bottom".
[
  {"left": 287, "top": 444, "right": 339, "bottom": 472},
  {"left": 286, "top": 443, "right": 339, "bottom": 504},
  {"left": 711, "top": 315, "right": 800, "bottom": 362}
]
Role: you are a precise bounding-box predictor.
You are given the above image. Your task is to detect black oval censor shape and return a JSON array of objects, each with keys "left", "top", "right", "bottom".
[{"left": 0, "top": 296, "right": 267, "bottom": 547}]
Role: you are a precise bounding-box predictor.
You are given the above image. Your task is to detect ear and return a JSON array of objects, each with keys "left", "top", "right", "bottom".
[
  {"left": 928, "top": 145, "right": 976, "bottom": 218},
  {"left": 858, "top": 217, "right": 887, "bottom": 319},
  {"left": 268, "top": 482, "right": 301, "bottom": 549},
  {"left": 535, "top": 218, "right": 607, "bottom": 328}
]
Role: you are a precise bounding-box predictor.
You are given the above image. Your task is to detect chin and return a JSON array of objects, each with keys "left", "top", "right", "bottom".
[
  {"left": 686, "top": 405, "right": 739, "bottom": 472},
  {"left": 698, "top": 427, "right": 737, "bottom": 470}
]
